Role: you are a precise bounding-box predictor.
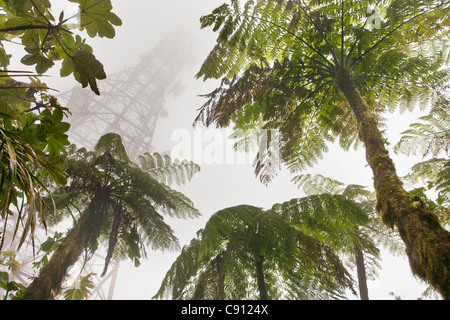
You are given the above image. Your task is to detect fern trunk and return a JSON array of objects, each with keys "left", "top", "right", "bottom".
[
  {"left": 216, "top": 256, "right": 226, "bottom": 300},
  {"left": 354, "top": 244, "right": 369, "bottom": 300},
  {"left": 22, "top": 193, "right": 107, "bottom": 300},
  {"left": 336, "top": 66, "right": 450, "bottom": 300},
  {"left": 256, "top": 255, "right": 268, "bottom": 300}
]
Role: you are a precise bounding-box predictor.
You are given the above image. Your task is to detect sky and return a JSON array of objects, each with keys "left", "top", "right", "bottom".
[{"left": 3, "top": 0, "right": 437, "bottom": 300}]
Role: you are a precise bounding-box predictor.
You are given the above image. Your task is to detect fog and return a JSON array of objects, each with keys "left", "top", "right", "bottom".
[{"left": 4, "top": 0, "right": 432, "bottom": 300}]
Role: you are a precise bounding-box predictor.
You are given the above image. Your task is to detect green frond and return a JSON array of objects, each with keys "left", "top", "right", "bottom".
[
  {"left": 94, "top": 132, "right": 130, "bottom": 163},
  {"left": 341, "top": 184, "right": 373, "bottom": 203},
  {"left": 292, "top": 173, "right": 345, "bottom": 195},
  {"left": 152, "top": 185, "right": 200, "bottom": 220},
  {"left": 435, "top": 159, "right": 450, "bottom": 198},
  {"left": 152, "top": 237, "right": 203, "bottom": 300},
  {"left": 120, "top": 197, "right": 180, "bottom": 251},
  {"left": 138, "top": 152, "right": 200, "bottom": 186},
  {"left": 394, "top": 99, "right": 450, "bottom": 157},
  {"left": 270, "top": 194, "right": 370, "bottom": 251},
  {"left": 402, "top": 158, "right": 448, "bottom": 186},
  {"left": 155, "top": 195, "right": 374, "bottom": 300}
]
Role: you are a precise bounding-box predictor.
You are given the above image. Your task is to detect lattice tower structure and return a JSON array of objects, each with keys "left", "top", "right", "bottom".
[
  {"left": 0, "top": 33, "right": 194, "bottom": 300},
  {"left": 58, "top": 33, "right": 194, "bottom": 160}
]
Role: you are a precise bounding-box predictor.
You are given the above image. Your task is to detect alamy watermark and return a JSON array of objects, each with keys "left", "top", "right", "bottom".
[
  {"left": 63, "top": 3, "right": 81, "bottom": 29},
  {"left": 367, "top": 6, "right": 381, "bottom": 30},
  {"left": 170, "top": 128, "right": 281, "bottom": 166}
]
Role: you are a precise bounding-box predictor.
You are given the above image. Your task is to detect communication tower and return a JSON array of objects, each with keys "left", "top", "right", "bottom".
[
  {"left": 58, "top": 32, "right": 194, "bottom": 160},
  {"left": 0, "top": 31, "right": 194, "bottom": 299}
]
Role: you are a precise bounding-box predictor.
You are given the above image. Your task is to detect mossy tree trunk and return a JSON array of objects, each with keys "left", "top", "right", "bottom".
[
  {"left": 336, "top": 66, "right": 450, "bottom": 300},
  {"left": 22, "top": 193, "right": 108, "bottom": 300},
  {"left": 255, "top": 255, "right": 268, "bottom": 300}
]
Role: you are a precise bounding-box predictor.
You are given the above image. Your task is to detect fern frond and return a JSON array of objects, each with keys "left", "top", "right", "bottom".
[
  {"left": 394, "top": 94, "right": 449, "bottom": 157},
  {"left": 155, "top": 198, "right": 361, "bottom": 300},
  {"left": 270, "top": 194, "right": 370, "bottom": 251},
  {"left": 138, "top": 152, "right": 200, "bottom": 186},
  {"left": 435, "top": 159, "right": 450, "bottom": 198},
  {"left": 292, "top": 173, "right": 345, "bottom": 195},
  {"left": 402, "top": 158, "right": 448, "bottom": 186},
  {"left": 152, "top": 237, "right": 202, "bottom": 300},
  {"left": 341, "top": 184, "right": 373, "bottom": 204},
  {"left": 94, "top": 132, "right": 130, "bottom": 162}
]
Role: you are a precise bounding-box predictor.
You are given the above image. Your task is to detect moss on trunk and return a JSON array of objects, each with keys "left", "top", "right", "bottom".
[
  {"left": 336, "top": 66, "right": 450, "bottom": 300},
  {"left": 22, "top": 193, "right": 108, "bottom": 300}
]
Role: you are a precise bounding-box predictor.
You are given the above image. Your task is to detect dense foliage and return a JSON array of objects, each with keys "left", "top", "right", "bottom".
[
  {"left": 0, "top": 0, "right": 122, "bottom": 250},
  {"left": 1, "top": 0, "right": 449, "bottom": 300},
  {"left": 22, "top": 133, "right": 200, "bottom": 299},
  {"left": 195, "top": 0, "right": 450, "bottom": 299},
  {"left": 155, "top": 194, "right": 379, "bottom": 300}
]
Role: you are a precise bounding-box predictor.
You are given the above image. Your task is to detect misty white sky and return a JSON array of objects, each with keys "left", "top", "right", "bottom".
[{"left": 5, "top": 1, "right": 435, "bottom": 300}]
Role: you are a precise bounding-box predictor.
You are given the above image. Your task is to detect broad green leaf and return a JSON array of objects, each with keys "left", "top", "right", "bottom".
[
  {"left": 0, "top": 271, "right": 8, "bottom": 287},
  {"left": 70, "top": 0, "right": 122, "bottom": 38},
  {"left": 0, "top": 44, "right": 12, "bottom": 67},
  {"left": 63, "top": 273, "right": 95, "bottom": 300},
  {"left": 69, "top": 48, "right": 106, "bottom": 95}
]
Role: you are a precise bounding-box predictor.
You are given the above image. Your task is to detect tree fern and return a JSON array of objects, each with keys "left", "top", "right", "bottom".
[
  {"left": 195, "top": 0, "right": 450, "bottom": 298},
  {"left": 155, "top": 193, "right": 379, "bottom": 300},
  {"left": 23, "top": 133, "right": 200, "bottom": 299}
]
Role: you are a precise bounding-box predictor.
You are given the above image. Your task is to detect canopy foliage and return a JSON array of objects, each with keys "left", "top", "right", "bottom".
[
  {"left": 154, "top": 194, "right": 376, "bottom": 300},
  {"left": 42, "top": 133, "right": 201, "bottom": 277},
  {"left": 195, "top": 0, "right": 449, "bottom": 183},
  {"left": 0, "top": 0, "right": 122, "bottom": 250}
]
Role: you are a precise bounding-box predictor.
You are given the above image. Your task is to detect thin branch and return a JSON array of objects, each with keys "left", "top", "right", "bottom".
[
  {"left": 0, "top": 25, "right": 53, "bottom": 33},
  {"left": 283, "top": 82, "right": 333, "bottom": 172},
  {"left": 40, "top": 29, "right": 52, "bottom": 53},
  {"left": 280, "top": 79, "right": 332, "bottom": 131},
  {"left": 29, "top": 0, "right": 52, "bottom": 24},
  {"left": 296, "top": 0, "right": 339, "bottom": 66},
  {"left": 251, "top": 14, "right": 335, "bottom": 69},
  {"left": 350, "top": 4, "right": 443, "bottom": 68}
]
